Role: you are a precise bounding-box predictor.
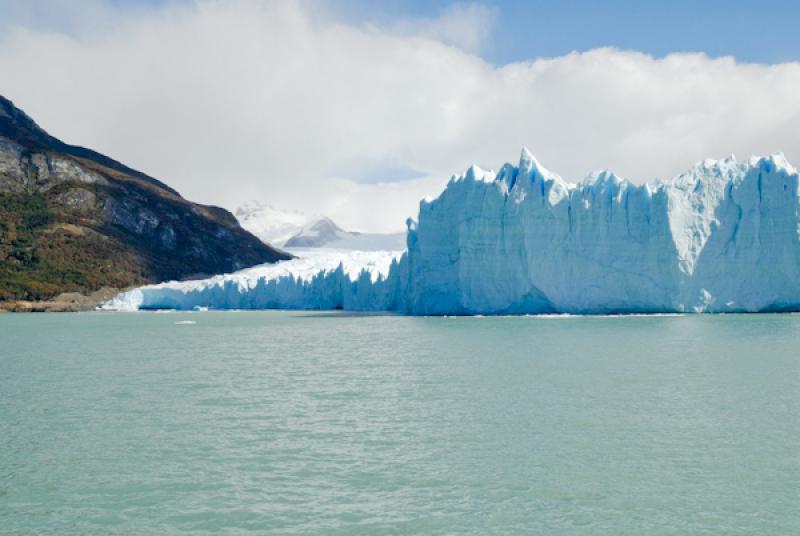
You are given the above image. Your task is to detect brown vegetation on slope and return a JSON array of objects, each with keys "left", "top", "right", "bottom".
[{"left": 0, "top": 95, "right": 290, "bottom": 307}]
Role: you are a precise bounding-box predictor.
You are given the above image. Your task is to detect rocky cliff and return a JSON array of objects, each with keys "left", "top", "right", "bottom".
[{"left": 0, "top": 95, "right": 290, "bottom": 304}]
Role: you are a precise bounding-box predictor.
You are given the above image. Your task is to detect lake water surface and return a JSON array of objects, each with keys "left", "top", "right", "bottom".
[{"left": 1, "top": 312, "right": 799, "bottom": 534}]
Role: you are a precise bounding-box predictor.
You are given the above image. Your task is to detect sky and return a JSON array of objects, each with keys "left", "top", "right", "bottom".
[
  {"left": 329, "top": 0, "right": 800, "bottom": 64},
  {"left": 1, "top": 0, "right": 800, "bottom": 231}
]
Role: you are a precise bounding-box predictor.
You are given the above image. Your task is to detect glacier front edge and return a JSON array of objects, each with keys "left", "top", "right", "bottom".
[{"left": 105, "top": 149, "right": 800, "bottom": 315}]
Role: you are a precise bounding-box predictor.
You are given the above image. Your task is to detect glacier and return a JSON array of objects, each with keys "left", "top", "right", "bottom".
[
  {"left": 103, "top": 249, "right": 405, "bottom": 312},
  {"left": 105, "top": 148, "right": 800, "bottom": 314}
]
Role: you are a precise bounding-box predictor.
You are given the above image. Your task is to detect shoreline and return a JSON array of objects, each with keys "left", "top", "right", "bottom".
[{"left": 0, "top": 287, "right": 120, "bottom": 313}]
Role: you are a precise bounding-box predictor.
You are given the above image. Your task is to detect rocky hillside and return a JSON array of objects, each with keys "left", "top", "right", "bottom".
[{"left": 0, "top": 95, "right": 290, "bottom": 304}]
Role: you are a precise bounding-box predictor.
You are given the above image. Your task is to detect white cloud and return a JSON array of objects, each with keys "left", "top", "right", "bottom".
[
  {"left": 1, "top": 1, "right": 800, "bottom": 233},
  {"left": 390, "top": 3, "right": 498, "bottom": 55}
]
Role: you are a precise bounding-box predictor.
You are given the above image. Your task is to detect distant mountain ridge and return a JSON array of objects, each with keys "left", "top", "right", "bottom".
[
  {"left": 0, "top": 95, "right": 290, "bottom": 305},
  {"left": 234, "top": 202, "right": 309, "bottom": 247},
  {"left": 235, "top": 202, "right": 406, "bottom": 251},
  {"left": 284, "top": 217, "right": 406, "bottom": 250}
]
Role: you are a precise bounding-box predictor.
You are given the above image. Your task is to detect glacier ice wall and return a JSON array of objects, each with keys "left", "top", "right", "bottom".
[
  {"left": 106, "top": 149, "right": 800, "bottom": 314},
  {"left": 104, "top": 250, "right": 406, "bottom": 312}
]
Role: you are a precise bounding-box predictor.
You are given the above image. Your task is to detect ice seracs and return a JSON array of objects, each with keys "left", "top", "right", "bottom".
[
  {"left": 104, "top": 249, "right": 405, "bottom": 312},
  {"left": 108, "top": 149, "right": 800, "bottom": 314}
]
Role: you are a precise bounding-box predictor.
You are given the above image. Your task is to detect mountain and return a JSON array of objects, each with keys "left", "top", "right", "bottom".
[
  {"left": 235, "top": 202, "right": 406, "bottom": 250},
  {"left": 283, "top": 217, "right": 344, "bottom": 247},
  {"left": 284, "top": 217, "right": 406, "bottom": 250},
  {"left": 0, "top": 95, "right": 290, "bottom": 307},
  {"left": 109, "top": 148, "right": 800, "bottom": 315},
  {"left": 234, "top": 202, "right": 310, "bottom": 247}
]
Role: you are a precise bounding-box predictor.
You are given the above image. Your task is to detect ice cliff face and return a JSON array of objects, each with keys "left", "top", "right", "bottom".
[
  {"left": 108, "top": 149, "right": 800, "bottom": 314},
  {"left": 403, "top": 149, "right": 800, "bottom": 313},
  {"left": 104, "top": 250, "right": 404, "bottom": 311}
]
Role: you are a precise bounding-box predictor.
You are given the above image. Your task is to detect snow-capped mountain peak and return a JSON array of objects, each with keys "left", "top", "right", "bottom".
[
  {"left": 284, "top": 217, "right": 345, "bottom": 247},
  {"left": 234, "top": 203, "right": 312, "bottom": 247},
  {"left": 284, "top": 217, "right": 406, "bottom": 250},
  {"left": 235, "top": 203, "right": 406, "bottom": 251}
]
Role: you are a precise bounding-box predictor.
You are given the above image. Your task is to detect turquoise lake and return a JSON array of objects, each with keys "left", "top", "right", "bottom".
[{"left": 1, "top": 312, "right": 799, "bottom": 534}]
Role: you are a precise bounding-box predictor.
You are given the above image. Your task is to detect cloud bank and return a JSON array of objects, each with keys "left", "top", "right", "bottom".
[{"left": 1, "top": 0, "right": 799, "bottom": 231}]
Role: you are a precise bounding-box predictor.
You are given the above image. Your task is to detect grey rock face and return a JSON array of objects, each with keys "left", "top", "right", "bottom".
[
  {"left": 54, "top": 188, "right": 97, "bottom": 213},
  {"left": 101, "top": 198, "right": 161, "bottom": 235},
  {"left": 159, "top": 224, "right": 178, "bottom": 249},
  {"left": 0, "top": 138, "right": 27, "bottom": 191},
  {"left": 0, "top": 137, "right": 107, "bottom": 193}
]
